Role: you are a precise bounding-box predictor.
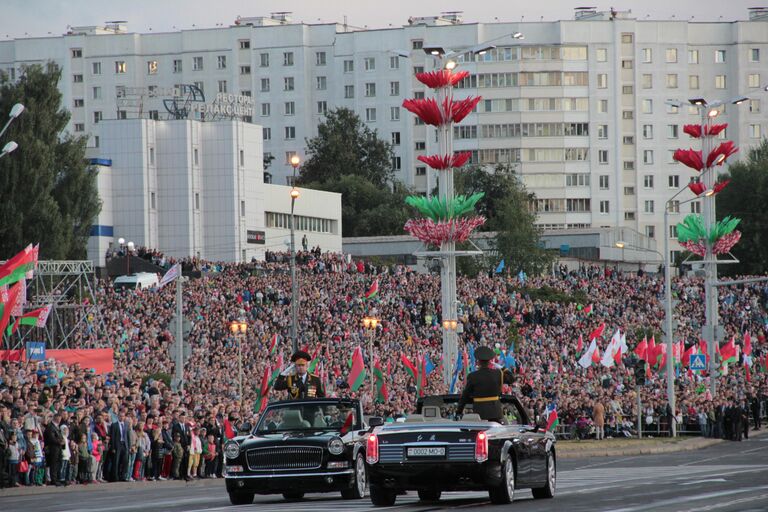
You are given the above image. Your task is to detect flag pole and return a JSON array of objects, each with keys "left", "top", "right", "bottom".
[{"left": 175, "top": 274, "right": 184, "bottom": 393}]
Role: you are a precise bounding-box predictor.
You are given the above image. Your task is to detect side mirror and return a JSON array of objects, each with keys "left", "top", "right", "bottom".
[{"left": 368, "top": 417, "right": 384, "bottom": 428}]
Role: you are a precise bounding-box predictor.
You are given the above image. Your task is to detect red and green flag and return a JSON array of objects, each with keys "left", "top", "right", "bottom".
[
  {"left": 268, "top": 354, "right": 284, "bottom": 387},
  {"left": 0, "top": 244, "right": 38, "bottom": 287},
  {"left": 583, "top": 304, "right": 593, "bottom": 315},
  {"left": 0, "top": 282, "right": 23, "bottom": 337},
  {"left": 268, "top": 333, "right": 278, "bottom": 355},
  {"left": 743, "top": 332, "right": 752, "bottom": 356},
  {"left": 253, "top": 365, "right": 271, "bottom": 413},
  {"left": 308, "top": 346, "right": 321, "bottom": 373},
  {"left": 588, "top": 323, "right": 606, "bottom": 341},
  {"left": 719, "top": 337, "right": 738, "bottom": 367},
  {"left": 576, "top": 334, "right": 584, "bottom": 358},
  {"left": 363, "top": 279, "right": 379, "bottom": 300},
  {"left": 347, "top": 346, "right": 366, "bottom": 391},
  {"left": 373, "top": 358, "right": 388, "bottom": 403},
  {"left": 6, "top": 304, "right": 51, "bottom": 336},
  {"left": 545, "top": 404, "right": 559, "bottom": 432},
  {"left": 401, "top": 352, "right": 417, "bottom": 381},
  {"left": 634, "top": 337, "right": 648, "bottom": 361}
]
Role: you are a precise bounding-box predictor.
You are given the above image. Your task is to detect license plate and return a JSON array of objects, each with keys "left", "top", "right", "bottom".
[{"left": 407, "top": 447, "right": 445, "bottom": 457}]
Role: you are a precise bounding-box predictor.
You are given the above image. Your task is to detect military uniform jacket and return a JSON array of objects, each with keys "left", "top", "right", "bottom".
[
  {"left": 274, "top": 373, "right": 325, "bottom": 399},
  {"left": 457, "top": 367, "right": 515, "bottom": 421}
]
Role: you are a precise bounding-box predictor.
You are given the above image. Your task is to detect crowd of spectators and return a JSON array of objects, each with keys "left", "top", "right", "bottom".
[{"left": 1, "top": 249, "right": 767, "bottom": 488}]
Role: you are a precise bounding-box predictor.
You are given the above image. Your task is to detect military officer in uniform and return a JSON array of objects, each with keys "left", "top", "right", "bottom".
[
  {"left": 274, "top": 350, "right": 325, "bottom": 399},
  {"left": 456, "top": 345, "right": 515, "bottom": 423}
]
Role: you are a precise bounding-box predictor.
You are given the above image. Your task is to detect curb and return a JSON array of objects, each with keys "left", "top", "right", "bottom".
[
  {"left": 0, "top": 478, "right": 218, "bottom": 497},
  {"left": 558, "top": 437, "right": 728, "bottom": 459}
]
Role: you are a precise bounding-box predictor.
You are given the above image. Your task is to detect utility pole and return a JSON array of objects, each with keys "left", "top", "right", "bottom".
[{"left": 175, "top": 276, "right": 184, "bottom": 392}]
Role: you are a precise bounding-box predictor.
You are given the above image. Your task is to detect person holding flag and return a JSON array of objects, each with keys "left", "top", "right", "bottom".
[
  {"left": 456, "top": 346, "right": 515, "bottom": 423},
  {"left": 273, "top": 350, "right": 325, "bottom": 399}
]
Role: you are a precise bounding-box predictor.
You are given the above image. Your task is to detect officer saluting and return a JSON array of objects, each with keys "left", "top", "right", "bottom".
[
  {"left": 456, "top": 346, "right": 515, "bottom": 422},
  {"left": 274, "top": 350, "right": 325, "bottom": 399}
]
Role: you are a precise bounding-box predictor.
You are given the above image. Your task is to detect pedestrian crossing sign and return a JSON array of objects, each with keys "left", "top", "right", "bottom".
[{"left": 690, "top": 354, "right": 707, "bottom": 371}]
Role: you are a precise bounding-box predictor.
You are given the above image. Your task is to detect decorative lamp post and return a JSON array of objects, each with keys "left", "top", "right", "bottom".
[
  {"left": 362, "top": 316, "right": 379, "bottom": 404},
  {"left": 230, "top": 320, "right": 248, "bottom": 401},
  {"left": 288, "top": 154, "right": 301, "bottom": 352}
]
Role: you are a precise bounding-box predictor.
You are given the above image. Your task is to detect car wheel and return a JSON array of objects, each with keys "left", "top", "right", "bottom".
[
  {"left": 228, "top": 491, "right": 254, "bottom": 505},
  {"left": 370, "top": 484, "right": 397, "bottom": 507},
  {"left": 532, "top": 451, "right": 556, "bottom": 499},
  {"left": 341, "top": 453, "right": 367, "bottom": 499},
  {"left": 489, "top": 458, "right": 515, "bottom": 505},
  {"left": 417, "top": 489, "right": 441, "bottom": 502},
  {"left": 282, "top": 491, "right": 305, "bottom": 501}
]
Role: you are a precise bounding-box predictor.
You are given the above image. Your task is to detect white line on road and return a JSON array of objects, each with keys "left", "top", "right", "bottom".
[
  {"left": 608, "top": 486, "right": 768, "bottom": 512},
  {"left": 675, "top": 492, "right": 768, "bottom": 512},
  {"left": 573, "top": 456, "right": 640, "bottom": 470},
  {"left": 679, "top": 478, "right": 727, "bottom": 485}
]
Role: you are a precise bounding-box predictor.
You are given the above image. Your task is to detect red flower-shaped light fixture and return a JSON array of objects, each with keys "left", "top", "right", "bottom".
[
  {"left": 673, "top": 148, "right": 704, "bottom": 171},
  {"left": 415, "top": 70, "right": 469, "bottom": 88},
  {"left": 688, "top": 181, "right": 707, "bottom": 196},
  {"left": 707, "top": 141, "right": 738, "bottom": 167},
  {"left": 417, "top": 152, "right": 472, "bottom": 170}
]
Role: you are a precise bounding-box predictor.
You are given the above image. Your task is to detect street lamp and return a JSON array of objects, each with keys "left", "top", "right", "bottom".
[
  {"left": 126, "top": 241, "right": 135, "bottom": 275},
  {"left": 230, "top": 320, "right": 248, "bottom": 401},
  {"left": 0, "top": 103, "right": 25, "bottom": 140},
  {"left": 362, "top": 316, "right": 379, "bottom": 404},
  {"left": 0, "top": 141, "right": 18, "bottom": 159},
  {"left": 288, "top": 154, "right": 301, "bottom": 352}
]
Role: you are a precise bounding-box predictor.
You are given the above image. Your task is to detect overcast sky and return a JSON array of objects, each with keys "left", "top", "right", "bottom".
[{"left": 1, "top": 0, "right": 760, "bottom": 39}]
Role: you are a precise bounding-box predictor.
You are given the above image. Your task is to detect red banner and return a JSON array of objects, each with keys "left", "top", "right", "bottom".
[
  {"left": 0, "top": 348, "right": 113, "bottom": 374},
  {"left": 0, "top": 349, "right": 24, "bottom": 361}
]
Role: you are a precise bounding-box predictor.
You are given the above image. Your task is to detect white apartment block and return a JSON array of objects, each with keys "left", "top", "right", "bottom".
[{"left": 2, "top": 9, "right": 767, "bottom": 261}]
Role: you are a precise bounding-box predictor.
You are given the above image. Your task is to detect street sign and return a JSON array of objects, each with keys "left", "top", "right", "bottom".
[
  {"left": 168, "top": 316, "right": 193, "bottom": 337},
  {"left": 690, "top": 354, "right": 707, "bottom": 371},
  {"left": 169, "top": 340, "right": 192, "bottom": 362}
]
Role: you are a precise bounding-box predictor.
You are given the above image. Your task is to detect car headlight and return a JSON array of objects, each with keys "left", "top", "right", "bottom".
[
  {"left": 328, "top": 437, "right": 345, "bottom": 455},
  {"left": 224, "top": 441, "right": 241, "bottom": 459}
]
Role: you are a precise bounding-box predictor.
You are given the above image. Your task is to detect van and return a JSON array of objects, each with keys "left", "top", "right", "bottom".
[{"left": 113, "top": 272, "right": 160, "bottom": 290}]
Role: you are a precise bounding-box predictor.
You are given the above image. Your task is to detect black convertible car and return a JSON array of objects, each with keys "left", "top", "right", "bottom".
[
  {"left": 364, "top": 394, "right": 556, "bottom": 506},
  {"left": 223, "top": 398, "right": 369, "bottom": 505}
]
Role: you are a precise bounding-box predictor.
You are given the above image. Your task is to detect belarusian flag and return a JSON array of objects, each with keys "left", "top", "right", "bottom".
[
  {"left": 588, "top": 323, "right": 606, "bottom": 341},
  {"left": 744, "top": 355, "right": 752, "bottom": 382},
  {"left": 373, "top": 358, "right": 388, "bottom": 403},
  {"left": 347, "top": 346, "right": 366, "bottom": 391},
  {"left": 743, "top": 332, "right": 752, "bottom": 356},
  {"left": 253, "top": 365, "right": 271, "bottom": 413},
  {"left": 578, "top": 339, "right": 598, "bottom": 368},
  {"left": 401, "top": 353, "right": 417, "bottom": 381},
  {"left": 576, "top": 334, "right": 584, "bottom": 357},
  {"left": 682, "top": 344, "right": 697, "bottom": 367},
  {"left": 268, "top": 354, "right": 284, "bottom": 387},
  {"left": 363, "top": 279, "right": 379, "bottom": 300},
  {"left": 0, "top": 244, "right": 37, "bottom": 287},
  {"left": 6, "top": 304, "right": 51, "bottom": 336},
  {"left": 583, "top": 304, "right": 593, "bottom": 315},
  {"left": 340, "top": 411, "right": 354, "bottom": 435},
  {"left": 0, "top": 282, "right": 23, "bottom": 336},
  {"left": 268, "top": 333, "right": 278, "bottom": 355},
  {"left": 545, "top": 404, "right": 559, "bottom": 432},
  {"left": 308, "top": 346, "right": 321, "bottom": 373},
  {"left": 634, "top": 337, "right": 648, "bottom": 361},
  {"left": 720, "top": 337, "right": 738, "bottom": 367}
]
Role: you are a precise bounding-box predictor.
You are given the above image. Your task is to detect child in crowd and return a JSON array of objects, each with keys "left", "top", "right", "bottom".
[
  {"left": 188, "top": 426, "right": 201, "bottom": 479},
  {"left": 171, "top": 433, "right": 183, "bottom": 480},
  {"left": 8, "top": 432, "right": 21, "bottom": 487},
  {"left": 29, "top": 429, "right": 44, "bottom": 486},
  {"left": 203, "top": 433, "right": 217, "bottom": 478},
  {"left": 78, "top": 433, "right": 93, "bottom": 483}
]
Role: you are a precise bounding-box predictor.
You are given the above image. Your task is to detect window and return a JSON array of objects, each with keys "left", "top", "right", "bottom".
[
  {"left": 217, "top": 55, "right": 227, "bottom": 70},
  {"left": 415, "top": 141, "right": 426, "bottom": 150},
  {"left": 316, "top": 76, "right": 327, "bottom": 90},
  {"left": 622, "top": 110, "right": 634, "bottom": 120},
  {"left": 144, "top": 60, "right": 158, "bottom": 75},
  {"left": 344, "top": 60, "right": 354, "bottom": 72},
  {"left": 173, "top": 59, "right": 182, "bottom": 73},
  {"left": 621, "top": 33, "right": 633, "bottom": 44},
  {"left": 642, "top": 99, "right": 653, "bottom": 114},
  {"left": 715, "top": 49, "right": 726, "bottom": 63},
  {"left": 283, "top": 52, "right": 294, "bottom": 66},
  {"left": 598, "top": 100, "right": 608, "bottom": 113},
  {"left": 666, "top": 48, "right": 678, "bottom": 63},
  {"left": 238, "top": 149, "right": 244, "bottom": 167},
  {"left": 597, "top": 125, "right": 608, "bottom": 139},
  {"left": 599, "top": 200, "right": 610, "bottom": 214},
  {"left": 73, "top": 98, "right": 84, "bottom": 108},
  {"left": 623, "top": 136, "right": 635, "bottom": 145},
  {"left": 239, "top": 39, "right": 250, "bottom": 49},
  {"left": 261, "top": 103, "right": 270, "bottom": 116},
  {"left": 364, "top": 57, "right": 375, "bottom": 71},
  {"left": 284, "top": 126, "right": 296, "bottom": 139},
  {"left": 74, "top": 123, "right": 84, "bottom": 132},
  {"left": 364, "top": 82, "right": 376, "bottom": 97},
  {"left": 666, "top": 101, "right": 679, "bottom": 114},
  {"left": 667, "top": 124, "right": 679, "bottom": 138},
  {"left": 669, "top": 225, "right": 678, "bottom": 239},
  {"left": 390, "top": 81, "right": 400, "bottom": 96},
  {"left": 596, "top": 48, "right": 607, "bottom": 62},
  {"left": 413, "top": 66, "right": 424, "bottom": 74},
  {"left": 690, "top": 201, "right": 701, "bottom": 214},
  {"left": 644, "top": 200, "right": 655, "bottom": 214},
  {"left": 117, "top": 110, "right": 127, "bottom": 120},
  {"left": 750, "top": 48, "right": 760, "bottom": 62},
  {"left": 240, "top": 200, "right": 245, "bottom": 217},
  {"left": 749, "top": 99, "right": 761, "bottom": 113},
  {"left": 150, "top": 192, "right": 156, "bottom": 210},
  {"left": 260, "top": 53, "right": 269, "bottom": 67},
  {"left": 598, "top": 150, "right": 609, "bottom": 164},
  {"left": 597, "top": 74, "right": 608, "bottom": 88},
  {"left": 644, "top": 150, "right": 654, "bottom": 164},
  {"left": 194, "top": 81, "right": 204, "bottom": 95},
  {"left": 390, "top": 56, "right": 400, "bottom": 69},
  {"left": 624, "top": 186, "right": 635, "bottom": 196},
  {"left": 92, "top": 62, "right": 101, "bottom": 75},
  {"left": 92, "top": 86, "right": 101, "bottom": 99},
  {"left": 643, "top": 124, "right": 653, "bottom": 139},
  {"left": 365, "top": 108, "right": 377, "bottom": 122},
  {"left": 748, "top": 73, "right": 761, "bottom": 88},
  {"left": 390, "top": 107, "right": 400, "bottom": 121},
  {"left": 263, "top": 127, "right": 271, "bottom": 140},
  {"left": 715, "top": 75, "right": 726, "bottom": 89},
  {"left": 750, "top": 124, "right": 761, "bottom": 138},
  {"left": 218, "top": 80, "right": 227, "bottom": 93},
  {"left": 643, "top": 175, "right": 654, "bottom": 189},
  {"left": 641, "top": 74, "right": 652, "bottom": 89},
  {"left": 666, "top": 74, "right": 678, "bottom": 88},
  {"left": 412, "top": 39, "right": 423, "bottom": 50},
  {"left": 194, "top": 192, "right": 200, "bottom": 210},
  {"left": 115, "top": 61, "right": 126, "bottom": 73},
  {"left": 599, "top": 175, "right": 609, "bottom": 190},
  {"left": 149, "top": 147, "right": 155, "bottom": 165},
  {"left": 689, "top": 75, "right": 699, "bottom": 89},
  {"left": 623, "top": 160, "right": 635, "bottom": 170},
  {"left": 73, "top": 74, "right": 83, "bottom": 83},
  {"left": 640, "top": 48, "right": 652, "bottom": 63},
  {"left": 316, "top": 51, "right": 326, "bottom": 66},
  {"left": 260, "top": 78, "right": 270, "bottom": 92},
  {"left": 416, "top": 166, "right": 426, "bottom": 176},
  {"left": 193, "top": 148, "right": 199, "bottom": 166},
  {"left": 668, "top": 175, "right": 679, "bottom": 188},
  {"left": 344, "top": 85, "right": 354, "bottom": 98},
  {"left": 193, "top": 56, "right": 203, "bottom": 71},
  {"left": 688, "top": 50, "right": 699, "bottom": 64},
  {"left": 93, "top": 111, "right": 102, "bottom": 123},
  {"left": 284, "top": 101, "right": 295, "bottom": 115},
  {"left": 284, "top": 77, "right": 295, "bottom": 91},
  {"left": 316, "top": 101, "right": 327, "bottom": 115},
  {"left": 71, "top": 48, "right": 82, "bottom": 58},
  {"left": 565, "top": 174, "right": 590, "bottom": 187},
  {"left": 391, "top": 156, "right": 401, "bottom": 170},
  {"left": 621, "top": 59, "right": 633, "bottom": 69}
]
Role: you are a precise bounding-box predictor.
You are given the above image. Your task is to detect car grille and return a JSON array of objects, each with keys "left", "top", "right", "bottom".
[
  {"left": 246, "top": 446, "right": 323, "bottom": 471},
  {"left": 377, "top": 444, "right": 476, "bottom": 463}
]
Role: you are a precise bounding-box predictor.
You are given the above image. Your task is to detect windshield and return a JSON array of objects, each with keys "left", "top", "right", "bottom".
[
  {"left": 256, "top": 402, "right": 359, "bottom": 433},
  {"left": 416, "top": 396, "right": 527, "bottom": 425}
]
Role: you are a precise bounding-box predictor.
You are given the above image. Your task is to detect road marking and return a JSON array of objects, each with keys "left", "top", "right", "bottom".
[
  {"left": 573, "top": 456, "right": 640, "bottom": 470},
  {"left": 675, "top": 492, "right": 768, "bottom": 512},
  {"left": 679, "top": 478, "right": 727, "bottom": 485},
  {"left": 740, "top": 445, "right": 768, "bottom": 454},
  {"left": 609, "top": 485, "right": 768, "bottom": 512}
]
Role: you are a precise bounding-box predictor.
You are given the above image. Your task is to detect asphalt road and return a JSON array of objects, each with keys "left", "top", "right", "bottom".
[{"left": 3, "top": 436, "right": 768, "bottom": 512}]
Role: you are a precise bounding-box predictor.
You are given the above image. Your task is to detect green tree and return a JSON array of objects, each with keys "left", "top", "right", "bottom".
[
  {"left": 716, "top": 139, "right": 768, "bottom": 275},
  {"left": 297, "top": 108, "right": 395, "bottom": 188},
  {"left": 0, "top": 63, "right": 100, "bottom": 259}
]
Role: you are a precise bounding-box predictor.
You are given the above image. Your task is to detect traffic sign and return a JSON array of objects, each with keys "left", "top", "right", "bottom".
[
  {"left": 690, "top": 354, "right": 707, "bottom": 371},
  {"left": 169, "top": 340, "right": 192, "bottom": 362},
  {"left": 168, "top": 316, "right": 193, "bottom": 337}
]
